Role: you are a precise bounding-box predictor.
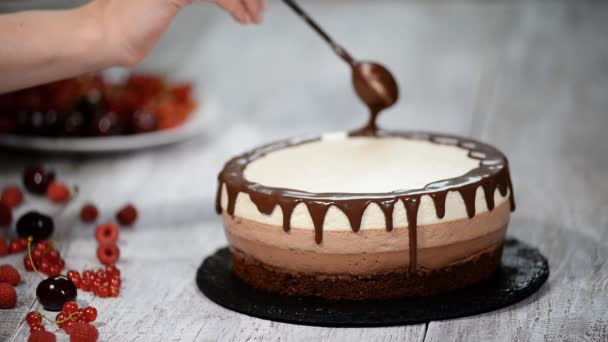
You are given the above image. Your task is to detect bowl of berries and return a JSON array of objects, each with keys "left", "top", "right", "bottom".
[{"left": 0, "top": 72, "right": 214, "bottom": 153}]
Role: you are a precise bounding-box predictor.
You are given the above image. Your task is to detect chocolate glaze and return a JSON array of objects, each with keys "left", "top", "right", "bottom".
[{"left": 216, "top": 130, "right": 515, "bottom": 271}]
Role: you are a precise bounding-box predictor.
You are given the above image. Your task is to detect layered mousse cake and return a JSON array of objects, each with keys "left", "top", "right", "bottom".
[{"left": 216, "top": 130, "right": 515, "bottom": 300}]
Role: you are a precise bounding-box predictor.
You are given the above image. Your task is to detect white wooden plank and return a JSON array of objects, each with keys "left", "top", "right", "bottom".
[{"left": 425, "top": 1, "right": 608, "bottom": 341}]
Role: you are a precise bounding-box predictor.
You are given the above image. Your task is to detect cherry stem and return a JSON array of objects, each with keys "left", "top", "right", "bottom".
[{"left": 27, "top": 237, "right": 45, "bottom": 280}]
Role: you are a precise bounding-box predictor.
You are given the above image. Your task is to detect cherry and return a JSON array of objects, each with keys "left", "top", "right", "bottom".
[
  {"left": 25, "top": 311, "right": 42, "bottom": 327},
  {"left": 36, "top": 275, "right": 77, "bottom": 311},
  {"left": 23, "top": 165, "right": 54, "bottom": 194},
  {"left": 16, "top": 211, "right": 54, "bottom": 241}
]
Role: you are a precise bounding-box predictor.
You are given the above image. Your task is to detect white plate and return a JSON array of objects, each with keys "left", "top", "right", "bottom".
[{"left": 0, "top": 96, "right": 218, "bottom": 153}]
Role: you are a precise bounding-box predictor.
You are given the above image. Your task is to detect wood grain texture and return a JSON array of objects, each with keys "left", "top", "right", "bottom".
[
  {"left": 425, "top": 1, "right": 608, "bottom": 341},
  {"left": 1, "top": 1, "right": 607, "bottom": 341}
]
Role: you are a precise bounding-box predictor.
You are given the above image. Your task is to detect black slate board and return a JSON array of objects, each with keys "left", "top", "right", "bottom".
[{"left": 196, "top": 238, "right": 549, "bottom": 327}]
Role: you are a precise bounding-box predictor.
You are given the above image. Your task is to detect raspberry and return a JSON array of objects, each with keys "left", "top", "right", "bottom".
[
  {"left": 97, "top": 244, "right": 120, "bottom": 265},
  {"left": 0, "top": 202, "right": 11, "bottom": 226},
  {"left": 80, "top": 204, "right": 98, "bottom": 223},
  {"left": 0, "top": 282, "right": 17, "bottom": 309},
  {"left": 95, "top": 223, "right": 119, "bottom": 244},
  {"left": 47, "top": 182, "right": 70, "bottom": 203},
  {"left": 1, "top": 186, "right": 23, "bottom": 208},
  {"left": 0, "top": 238, "right": 7, "bottom": 256},
  {"left": 64, "top": 322, "right": 99, "bottom": 342},
  {"left": 116, "top": 204, "right": 137, "bottom": 225},
  {"left": 0, "top": 265, "right": 21, "bottom": 285},
  {"left": 28, "top": 330, "right": 56, "bottom": 342}
]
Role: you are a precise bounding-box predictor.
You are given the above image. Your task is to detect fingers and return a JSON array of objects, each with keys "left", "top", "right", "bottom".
[
  {"left": 213, "top": 0, "right": 266, "bottom": 24},
  {"left": 241, "top": 0, "right": 261, "bottom": 24}
]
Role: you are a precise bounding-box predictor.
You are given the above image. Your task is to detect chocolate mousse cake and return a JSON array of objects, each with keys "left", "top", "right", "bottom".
[{"left": 215, "top": 130, "right": 515, "bottom": 300}]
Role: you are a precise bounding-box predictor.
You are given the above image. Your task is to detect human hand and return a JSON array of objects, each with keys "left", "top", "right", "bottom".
[{"left": 88, "top": 0, "right": 267, "bottom": 67}]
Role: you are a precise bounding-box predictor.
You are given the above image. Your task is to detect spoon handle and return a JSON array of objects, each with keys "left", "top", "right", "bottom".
[{"left": 282, "top": 0, "right": 355, "bottom": 65}]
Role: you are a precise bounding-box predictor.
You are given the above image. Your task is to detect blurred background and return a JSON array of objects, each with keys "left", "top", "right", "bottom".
[{"left": 0, "top": 0, "right": 606, "bottom": 228}]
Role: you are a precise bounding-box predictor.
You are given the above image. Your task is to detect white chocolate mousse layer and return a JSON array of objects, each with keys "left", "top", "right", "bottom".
[{"left": 219, "top": 133, "right": 510, "bottom": 231}]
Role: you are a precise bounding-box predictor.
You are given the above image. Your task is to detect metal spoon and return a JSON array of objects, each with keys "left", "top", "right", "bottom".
[{"left": 283, "top": 0, "right": 399, "bottom": 112}]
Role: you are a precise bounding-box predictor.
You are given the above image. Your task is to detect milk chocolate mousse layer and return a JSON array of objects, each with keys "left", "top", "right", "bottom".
[{"left": 216, "top": 130, "right": 515, "bottom": 300}]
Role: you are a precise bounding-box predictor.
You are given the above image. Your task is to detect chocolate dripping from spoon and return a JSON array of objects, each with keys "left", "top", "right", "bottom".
[{"left": 283, "top": 0, "right": 400, "bottom": 134}]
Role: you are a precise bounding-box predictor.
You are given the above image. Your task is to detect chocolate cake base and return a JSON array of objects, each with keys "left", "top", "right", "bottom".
[
  {"left": 196, "top": 238, "right": 549, "bottom": 327},
  {"left": 231, "top": 246, "right": 502, "bottom": 300}
]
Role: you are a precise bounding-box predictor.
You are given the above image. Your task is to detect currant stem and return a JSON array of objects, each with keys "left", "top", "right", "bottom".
[
  {"left": 27, "top": 236, "right": 45, "bottom": 280},
  {"left": 39, "top": 310, "right": 82, "bottom": 325}
]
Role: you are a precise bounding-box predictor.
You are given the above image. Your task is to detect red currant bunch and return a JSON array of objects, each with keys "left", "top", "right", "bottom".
[
  {"left": 23, "top": 240, "right": 65, "bottom": 276},
  {"left": 55, "top": 301, "right": 98, "bottom": 330},
  {"left": 67, "top": 264, "right": 121, "bottom": 298}
]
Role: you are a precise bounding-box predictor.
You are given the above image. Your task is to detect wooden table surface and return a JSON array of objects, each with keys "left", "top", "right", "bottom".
[{"left": 1, "top": 1, "right": 607, "bottom": 341}]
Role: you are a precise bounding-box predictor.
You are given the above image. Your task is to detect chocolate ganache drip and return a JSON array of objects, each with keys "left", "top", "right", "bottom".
[{"left": 216, "top": 130, "right": 515, "bottom": 272}]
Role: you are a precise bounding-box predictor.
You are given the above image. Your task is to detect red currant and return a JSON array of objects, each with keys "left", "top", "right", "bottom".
[
  {"left": 24, "top": 257, "right": 34, "bottom": 271},
  {"left": 95, "top": 269, "right": 107, "bottom": 281},
  {"left": 82, "top": 270, "right": 94, "bottom": 281},
  {"left": 105, "top": 264, "right": 120, "bottom": 276},
  {"left": 26, "top": 311, "right": 42, "bottom": 327},
  {"left": 82, "top": 306, "right": 97, "bottom": 323},
  {"left": 62, "top": 301, "right": 79, "bottom": 315},
  {"left": 46, "top": 250, "right": 60, "bottom": 262},
  {"left": 39, "top": 261, "right": 50, "bottom": 274},
  {"left": 31, "top": 249, "right": 44, "bottom": 261},
  {"left": 30, "top": 325, "right": 45, "bottom": 333},
  {"left": 110, "top": 285, "right": 120, "bottom": 297},
  {"left": 17, "top": 238, "right": 29, "bottom": 248},
  {"left": 97, "top": 285, "right": 109, "bottom": 298},
  {"left": 8, "top": 240, "right": 23, "bottom": 254},
  {"left": 55, "top": 312, "right": 68, "bottom": 328},
  {"left": 66, "top": 270, "right": 80, "bottom": 279},
  {"left": 71, "top": 277, "right": 81, "bottom": 288},
  {"left": 110, "top": 277, "right": 121, "bottom": 287}
]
